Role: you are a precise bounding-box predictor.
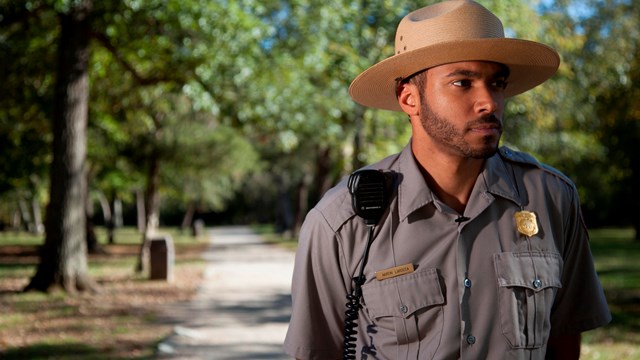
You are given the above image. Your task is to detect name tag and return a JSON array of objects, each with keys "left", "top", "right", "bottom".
[{"left": 375, "top": 263, "right": 415, "bottom": 281}]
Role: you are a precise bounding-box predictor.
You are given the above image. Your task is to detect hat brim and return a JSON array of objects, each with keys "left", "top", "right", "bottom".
[{"left": 349, "top": 38, "right": 560, "bottom": 111}]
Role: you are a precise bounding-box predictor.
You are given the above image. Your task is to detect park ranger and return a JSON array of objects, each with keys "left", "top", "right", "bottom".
[{"left": 284, "top": 1, "right": 611, "bottom": 359}]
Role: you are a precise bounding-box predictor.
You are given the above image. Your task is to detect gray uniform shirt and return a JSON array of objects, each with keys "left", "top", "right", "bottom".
[{"left": 284, "top": 143, "right": 611, "bottom": 360}]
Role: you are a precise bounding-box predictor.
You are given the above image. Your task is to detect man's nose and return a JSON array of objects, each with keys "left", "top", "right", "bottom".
[{"left": 474, "top": 85, "right": 502, "bottom": 115}]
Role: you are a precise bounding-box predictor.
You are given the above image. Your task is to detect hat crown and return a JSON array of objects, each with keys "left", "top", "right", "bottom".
[{"left": 395, "top": 0, "right": 505, "bottom": 55}]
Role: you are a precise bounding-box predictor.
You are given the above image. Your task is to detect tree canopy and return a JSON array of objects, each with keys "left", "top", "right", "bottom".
[{"left": 1, "top": 0, "right": 638, "bottom": 254}]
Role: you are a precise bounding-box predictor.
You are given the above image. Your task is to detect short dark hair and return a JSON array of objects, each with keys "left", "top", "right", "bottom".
[
  {"left": 408, "top": 69, "right": 427, "bottom": 90},
  {"left": 395, "top": 69, "right": 428, "bottom": 102},
  {"left": 400, "top": 68, "right": 428, "bottom": 89}
]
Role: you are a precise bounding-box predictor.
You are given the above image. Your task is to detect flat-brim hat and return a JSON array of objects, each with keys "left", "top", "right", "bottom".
[{"left": 349, "top": 0, "right": 560, "bottom": 111}]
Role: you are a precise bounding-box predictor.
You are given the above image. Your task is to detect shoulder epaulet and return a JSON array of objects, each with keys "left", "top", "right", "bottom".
[
  {"left": 499, "top": 146, "right": 540, "bottom": 166},
  {"left": 499, "top": 146, "right": 575, "bottom": 188}
]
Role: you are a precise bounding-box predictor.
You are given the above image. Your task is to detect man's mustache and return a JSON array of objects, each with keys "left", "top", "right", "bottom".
[{"left": 467, "top": 115, "right": 503, "bottom": 131}]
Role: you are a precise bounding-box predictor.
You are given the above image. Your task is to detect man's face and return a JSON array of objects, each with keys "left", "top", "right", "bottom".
[{"left": 416, "top": 61, "right": 508, "bottom": 159}]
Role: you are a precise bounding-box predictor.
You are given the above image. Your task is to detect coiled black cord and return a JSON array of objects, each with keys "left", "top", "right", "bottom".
[
  {"left": 343, "top": 276, "right": 363, "bottom": 359},
  {"left": 343, "top": 225, "right": 375, "bottom": 360}
]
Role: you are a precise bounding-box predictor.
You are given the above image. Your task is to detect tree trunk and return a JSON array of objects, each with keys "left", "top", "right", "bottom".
[
  {"left": 85, "top": 171, "right": 102, "bottom": 254},
  {"left": 292, "top": 174, "right": 312, "bottom": 238},
  {"left": 18, "top": 198, "right": 32, "bottom": 232},
  {"left": 181, "top": 201, "right": 196, "bottom": 232},
  {"left": 18, "top": 196, "right": 43, "bottom": 233},
  {"left": 113, "top": 197, "right": 123, "bottom": 228},
  {"left": 86, "top": 212, "right": 101, "bottom": 254},
  {"left": 136, "top": 188, "right": 146, "bottom": 233},
  {"left": 144, "top": 153, "right": 161, "bottom": 238},
  {"left": 136, "top": 152, "right": 161, "bottom": 272},
  {"left": 97, "top": 190, "right": 112, "bottom": 228},
  {"left": 97, "top": 190, "right": 115, "bottom": 244},
  {"left": 631, "top": 122, "right": 640, "bottom": 241},
  {"left": 31, "top": 197, "right": 44, "bottom": 235},
  {"left": 25, "top": 0, "right": 95, "bottom": 293},
  {"left": 275, "top": 182, "right": 293, "bottom": 235},
  {"left": 633, "top": 160, "right": 640, "bottom": 241},
  {"left": 11, "top": 208, "right": 20, "bottom": 231},
  {"left": 314, "top": 145, "right": 335, "bottom": 203}
]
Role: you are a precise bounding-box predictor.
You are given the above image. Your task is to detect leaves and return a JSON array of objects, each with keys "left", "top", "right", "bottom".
[{"left": 1, "top": 0, "right": 638, "bottom": 231}]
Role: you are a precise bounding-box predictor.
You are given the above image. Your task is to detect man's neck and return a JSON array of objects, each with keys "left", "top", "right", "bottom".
[{"left": 412, "top": 140, "right": 485, "bottom": 214}]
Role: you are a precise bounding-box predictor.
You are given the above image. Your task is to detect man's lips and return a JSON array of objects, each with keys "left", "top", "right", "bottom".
[
  {"left": 472, "top": 124, "right": 500, "bottom": 130},
  {"left": 469, "top": 123, "right": 502, "bottom": 134},
  {"left": 468, "top": 116, "right": 502, "bottom": 133}
]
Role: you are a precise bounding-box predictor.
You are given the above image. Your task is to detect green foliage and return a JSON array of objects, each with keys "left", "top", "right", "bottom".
[
  {"left": 551, "top": 0, "right": 640, "bottom": 228},
  {"left": 490, "top": 0, "right": 639, "bottom": 231},
  {"left": 0, "top": 1, "right": 54, "bottom": 203},
  {"left": 161, "top": 120, "right": 260, "bottom": 212},
  {"left": 1, "top": 0, "right": 638, "bottom": 231},
  {"left": 91, "top": 0, "right": 265, "bottom": 214}
]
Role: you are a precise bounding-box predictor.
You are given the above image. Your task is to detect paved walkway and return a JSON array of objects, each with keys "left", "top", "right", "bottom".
[{"left": 156, "top": 226, "right": 295, "bottom": 360}]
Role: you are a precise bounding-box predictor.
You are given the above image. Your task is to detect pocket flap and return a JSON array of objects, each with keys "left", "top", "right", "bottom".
[
  {"left": 362, "top": 267, "right": 444, "bottom": 319},
  {"left": 494, "top": 252, "right": 563, "bottom": 291}
]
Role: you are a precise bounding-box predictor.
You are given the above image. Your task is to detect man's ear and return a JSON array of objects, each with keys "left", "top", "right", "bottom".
[{"left": 397, "top": 82, "right": 420, "bottom": 116}]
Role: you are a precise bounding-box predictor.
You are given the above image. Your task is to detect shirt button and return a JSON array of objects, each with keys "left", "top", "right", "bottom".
[
  {"left": 466, "top": 335, "right": 476, "bottom": 344},
  {"left": 400, "top": 305, "right": 408, "bottom": 314},
  {"left": 533, "top": 279, "right": 542, "bottom": 289},
  {"left": 464, "top": 278, "right": 472, "bottom": 288}
]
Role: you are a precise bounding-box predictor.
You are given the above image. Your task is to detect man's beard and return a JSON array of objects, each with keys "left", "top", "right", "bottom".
[{"left": 420, "top": 100, "right": 502, "bottom": 159}]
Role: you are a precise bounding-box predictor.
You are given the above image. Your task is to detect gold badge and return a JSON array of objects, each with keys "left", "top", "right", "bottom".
[{"left": 514, "top": 211, "right": 539, "bottom": 237}]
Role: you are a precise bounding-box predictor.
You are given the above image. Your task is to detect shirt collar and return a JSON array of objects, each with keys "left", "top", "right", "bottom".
[
  {"left": 482, "top": 150, "right": 523, "bottom": 207},
  {"left": 394, "top": 143, "right": 523, "bottom": 221},
  {"left": 395, "top": 143, "right": 435, "bottom": 221}
]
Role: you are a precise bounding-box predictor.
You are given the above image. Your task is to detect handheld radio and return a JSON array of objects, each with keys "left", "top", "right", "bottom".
[
  {"left": 343, "top": 169, "right": 394, "bottom": 360},
  {"left": 348, "top": 169, "right": 390, "bottom": 225}
]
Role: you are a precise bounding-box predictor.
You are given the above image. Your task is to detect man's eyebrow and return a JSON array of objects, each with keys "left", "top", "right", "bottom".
[
  {"left": 445, "top": 69, "right": 481, "bottom": 78},
  {"left": 445, "top": 68, "right": 510, "bottom": 79}
]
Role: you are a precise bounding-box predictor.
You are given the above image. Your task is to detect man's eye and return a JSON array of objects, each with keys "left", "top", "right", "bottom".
[
  {"left": 493, "top": 79, "right": 508, "bottom": 89},
  {"left": 452, "top": 80, "right": 471, "bottom": 87}
]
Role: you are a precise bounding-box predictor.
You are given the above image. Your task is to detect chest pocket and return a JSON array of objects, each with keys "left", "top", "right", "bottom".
[
  {"left": 361, "top": 267, "right": 445, "bottom": 359},
  {"left": 494, "top": 251, "right": 563, "bottom": 349}
]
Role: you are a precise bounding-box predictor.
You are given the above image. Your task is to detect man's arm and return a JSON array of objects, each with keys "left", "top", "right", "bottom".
[{"left": 546, "top": 334, "right": 581, "bottom": 360}]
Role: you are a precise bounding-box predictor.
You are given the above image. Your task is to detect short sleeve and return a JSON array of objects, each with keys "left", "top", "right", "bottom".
[{"left": 283, "top": 209, "right": 347, "bottom": 360}]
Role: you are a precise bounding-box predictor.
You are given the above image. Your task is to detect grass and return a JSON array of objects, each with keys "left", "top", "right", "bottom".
[
  {"left": 581, "top": 228, "right": 640, "bottom": 359},
  {"left": 0, "top": 226, "right": 208, "bottom": 359}
]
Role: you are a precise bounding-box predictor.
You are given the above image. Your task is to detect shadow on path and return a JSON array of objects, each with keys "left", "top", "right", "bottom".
[{"left": 156, "top": 226, "right": 295, "bottom": 360}]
